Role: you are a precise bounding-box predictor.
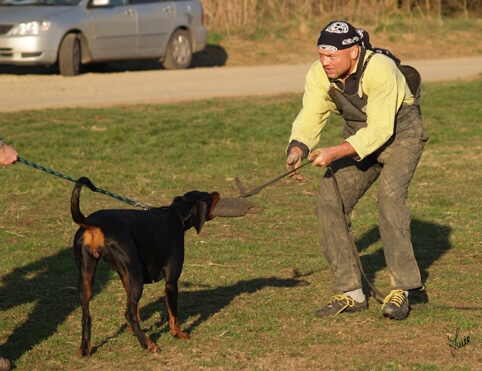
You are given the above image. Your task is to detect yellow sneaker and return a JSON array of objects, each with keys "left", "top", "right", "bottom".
[
  {"left": 381, "top": 289, "right": 409, "bottom": 320},
  {"left": 315, "top": 294, "right": 367, "bottom": 317}
]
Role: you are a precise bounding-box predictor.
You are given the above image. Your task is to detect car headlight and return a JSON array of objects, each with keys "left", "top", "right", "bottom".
[{"left": 9, "top": 20, "right": 51, "bottom": 36}]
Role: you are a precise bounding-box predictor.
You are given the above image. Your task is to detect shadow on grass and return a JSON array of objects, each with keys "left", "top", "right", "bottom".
[
  {"left": 0, "top": 44, "right": 228, "bottom": 76},
  {"left": 140, "top": 274, "right": 311, "bottom": 344},
  {"left": 0, "top": 245, "right": 308, "bottom": 361},
  {"left": 0, "top": 247, "right": 112, "bottom": 364},
  {"left": 355, "top": 218, "right": 452, "bottom": 304}
]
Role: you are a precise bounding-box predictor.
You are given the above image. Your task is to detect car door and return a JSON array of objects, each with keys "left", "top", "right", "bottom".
[
  {"left": 88, "top": 0, "right": 137, "bottom": 60},
  {"left": 131, "top": 0, "right": 175, "bottom": 58}
]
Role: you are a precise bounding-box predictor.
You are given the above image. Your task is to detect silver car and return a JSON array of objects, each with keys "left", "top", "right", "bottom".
[{"left": 0, "top": 0, "right": 207, "bottom": 76}]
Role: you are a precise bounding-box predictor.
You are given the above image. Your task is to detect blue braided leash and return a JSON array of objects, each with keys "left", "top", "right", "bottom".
[{"left": 17, "top": 156, "right": 151, "bottom": 210}]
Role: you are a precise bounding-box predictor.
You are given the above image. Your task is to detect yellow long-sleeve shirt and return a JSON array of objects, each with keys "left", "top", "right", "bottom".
[{"left": 289, "top": 50, "right": 415, "bottom": 160}]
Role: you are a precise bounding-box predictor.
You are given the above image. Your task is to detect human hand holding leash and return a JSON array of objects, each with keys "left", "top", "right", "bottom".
[{"left": 0, "top": 144, "right": 18, "bottom": 166}]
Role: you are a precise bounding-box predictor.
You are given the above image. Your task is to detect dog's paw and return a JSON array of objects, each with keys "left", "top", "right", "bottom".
[
  {"left": 173, "top": 330, "right": 190, "bottom": 340},
  {"left": 77, "top": 347, "right": 92, "bottom": 357},
  {"left": 147, "top": 342, "right": 161, "bottom": 353}
]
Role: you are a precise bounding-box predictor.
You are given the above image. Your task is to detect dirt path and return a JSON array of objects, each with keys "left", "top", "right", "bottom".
[{"left": 1, "top": 56, "right": 482, "bottom": 112}]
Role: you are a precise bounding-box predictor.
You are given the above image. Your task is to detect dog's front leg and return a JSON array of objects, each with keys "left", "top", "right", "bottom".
[{"left": 165, "top": 281, "right": 190, "bottom": 340}]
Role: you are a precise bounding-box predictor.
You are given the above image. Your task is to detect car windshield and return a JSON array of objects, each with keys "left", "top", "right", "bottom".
[{"left": 0, "top": 0, "right": 80, "bottom": 5}]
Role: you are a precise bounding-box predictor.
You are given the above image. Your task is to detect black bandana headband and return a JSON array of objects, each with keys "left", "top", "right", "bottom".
[
  {"left": 317, "top": 20, "right": 401, "bottom": 64},
  {"left": 317, "top": 21, "right": 364, "bottom": 51}
]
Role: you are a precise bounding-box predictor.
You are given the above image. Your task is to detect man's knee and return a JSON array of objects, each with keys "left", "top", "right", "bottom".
[{"left": 315, "top": 193, "right": 340, "bottom": 219}]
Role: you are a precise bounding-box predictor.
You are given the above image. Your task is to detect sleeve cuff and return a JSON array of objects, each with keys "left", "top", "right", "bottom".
[{"left": 286, "top": 140, "right": 310, "bottom": 159}]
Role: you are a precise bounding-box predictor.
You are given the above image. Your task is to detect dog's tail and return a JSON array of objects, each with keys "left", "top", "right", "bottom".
[{"left": 71, "top": 176, "right": 98, "bottom": 226}]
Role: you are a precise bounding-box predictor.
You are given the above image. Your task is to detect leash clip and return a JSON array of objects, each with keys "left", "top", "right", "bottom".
[{"left": 135, "top": 202, "right": 151, "bottom": 210}]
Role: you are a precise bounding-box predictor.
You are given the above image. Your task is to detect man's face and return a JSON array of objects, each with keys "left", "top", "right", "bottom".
[{"left": 317, "top": 46, "right": 358, "bottom": 80}]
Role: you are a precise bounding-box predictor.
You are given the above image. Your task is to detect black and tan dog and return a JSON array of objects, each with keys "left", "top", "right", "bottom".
[{"left": 71, "top": 176, "right": 220, "bottom": 356}]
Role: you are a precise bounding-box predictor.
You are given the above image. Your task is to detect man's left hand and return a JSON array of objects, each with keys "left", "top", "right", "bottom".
[
  {"left": 309, "top": 148, "right": 335, "bottom": 168},
  {"left": 309, "top": 142, "right": 358, "bottom": 167}
]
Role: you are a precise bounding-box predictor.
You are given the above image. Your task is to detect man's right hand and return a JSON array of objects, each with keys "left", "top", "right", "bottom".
[{"left": 286, "top": 147, "right": 306, "bottom": 181}]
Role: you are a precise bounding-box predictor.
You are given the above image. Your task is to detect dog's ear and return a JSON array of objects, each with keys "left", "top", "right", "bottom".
[
  {"left": 193, "top": 201, "right": 208, "bottom": 234},
  {"left": 193, "top": 192, "right": 220, "bottom": 233}
]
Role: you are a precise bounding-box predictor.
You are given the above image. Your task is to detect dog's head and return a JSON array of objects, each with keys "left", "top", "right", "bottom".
[{"left": 171, "top": 191, "right": 220, "bottom": 233}]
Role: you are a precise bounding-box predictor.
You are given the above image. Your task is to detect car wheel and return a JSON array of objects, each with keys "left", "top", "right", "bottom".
[
  {"left": 163, "top": 29, "right": 192, "bottom": 70},
  {"left": 59, "top": 33, "right": 81, "bottom": 76}
]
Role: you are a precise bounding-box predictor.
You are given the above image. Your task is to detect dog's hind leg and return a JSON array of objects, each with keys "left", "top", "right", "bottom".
[
  {"left": 118, "top": 270, "right": 161, "bottom": 353},
  {"left": 76, "top": 250, "right": 99, "bottom": 357}
]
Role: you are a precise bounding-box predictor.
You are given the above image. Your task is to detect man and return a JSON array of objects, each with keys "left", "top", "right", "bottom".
[
  {"left": 0, "top": 133, "right": 16, "bottom": 371},
  {"left": 286, "top": 21, "right": 428, "bottom": 320}
]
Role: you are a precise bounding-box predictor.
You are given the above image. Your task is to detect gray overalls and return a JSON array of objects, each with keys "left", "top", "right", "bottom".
[{"left": 315, "top": 50, "right": 429, "bottom": 293}]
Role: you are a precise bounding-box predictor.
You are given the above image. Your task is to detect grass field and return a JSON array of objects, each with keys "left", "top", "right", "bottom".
[{"left": 0, "top": 77, "right": 481, "bottom": 370}]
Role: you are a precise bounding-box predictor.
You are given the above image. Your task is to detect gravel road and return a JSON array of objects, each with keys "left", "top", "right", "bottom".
[{"left": 1, "top": 56, "right": 481, "bottom": 112}]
